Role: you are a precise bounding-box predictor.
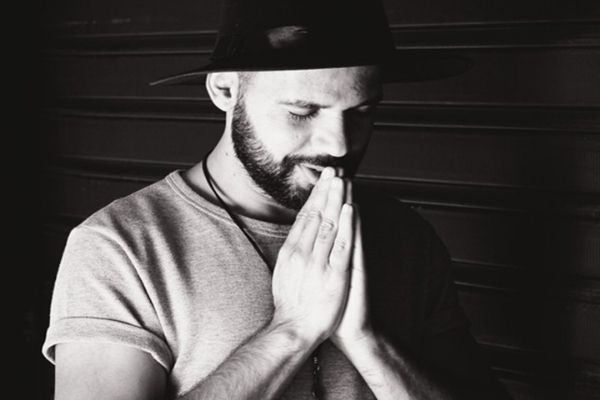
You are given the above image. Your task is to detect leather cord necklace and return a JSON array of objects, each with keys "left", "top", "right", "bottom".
[{"left": 201, "top": 153, "right": 324, "bottom": 399}]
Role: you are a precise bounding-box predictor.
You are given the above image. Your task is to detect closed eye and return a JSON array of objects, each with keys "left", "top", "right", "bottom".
[{"left": 288, "top": 111, "right": 318, "bottom": 122}]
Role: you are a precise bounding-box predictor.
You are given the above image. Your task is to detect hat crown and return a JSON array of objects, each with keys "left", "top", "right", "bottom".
[
  {"left": 217, "top": 0, "right": 389, "bottom": 33},
  {"left": 148, "top": 0, "right": 472, "bottom": 86},
  {"left": 211, "top": 0, "right": 395, "bottom": 63}
]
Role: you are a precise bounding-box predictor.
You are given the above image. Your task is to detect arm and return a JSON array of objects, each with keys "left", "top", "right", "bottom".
[
  {"left": 54, "top": 319, "right": 317, "bottom": 400},
  {"left": 178, "top": 168, "right": 354, "bottom": 399},
  {"left": 329, "top": 201, "right": 452, "bottom": 399},
  {"left": 331, "top": 184, "right": 511, "bottom": 399},
  {"left": 55, "top": 342, "right": 167, "bottom": 400},
  {"left": 54, "top": 167, "right": 354, "bottom": 400},
  {"left": 178, "top": 318, "right": 317, "bottom": 399},
  {"left": 337, "top": 330, "right": 511, "bottom": 400},
  {"left": 337, "top": 332, "right": 450, "bottom": 399}
]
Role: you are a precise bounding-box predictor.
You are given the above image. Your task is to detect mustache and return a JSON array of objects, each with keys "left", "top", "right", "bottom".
[{"left": 284, "top": 154, "right": 347, "bottom": 169}]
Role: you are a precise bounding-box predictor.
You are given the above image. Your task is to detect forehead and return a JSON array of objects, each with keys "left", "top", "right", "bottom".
[{"left": 245, "top": 66, "right": 382, "bottom": 105}]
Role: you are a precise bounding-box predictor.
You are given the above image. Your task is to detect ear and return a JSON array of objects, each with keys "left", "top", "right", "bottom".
[{"left": 205, "top": 72, "right": 241, "bottom": 112}]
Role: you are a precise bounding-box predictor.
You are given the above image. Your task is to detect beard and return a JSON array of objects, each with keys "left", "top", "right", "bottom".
[{"left": 231, "top": 99, "right": 358, "bottom": 211}]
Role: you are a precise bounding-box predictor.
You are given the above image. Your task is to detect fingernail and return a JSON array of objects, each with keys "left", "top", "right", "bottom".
[
  {"left": 321, "top": 167, "right": 334, "bottom": 180},
  {"left": 331, "top": 176, "right": 343, "bottom": 189}
]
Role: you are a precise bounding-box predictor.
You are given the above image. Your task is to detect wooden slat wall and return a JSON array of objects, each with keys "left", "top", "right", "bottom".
[{"left": 32, "top": 0, "right": 600, "bottom": 398}]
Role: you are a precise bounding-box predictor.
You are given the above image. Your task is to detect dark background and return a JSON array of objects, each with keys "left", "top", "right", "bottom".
[{"left": 23, "top": 0, "right": 600, "bottom": 398}]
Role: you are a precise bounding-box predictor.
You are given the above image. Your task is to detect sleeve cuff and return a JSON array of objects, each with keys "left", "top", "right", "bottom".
[{"left": 42, "top": 317, "right": 173, "bottom": 371}]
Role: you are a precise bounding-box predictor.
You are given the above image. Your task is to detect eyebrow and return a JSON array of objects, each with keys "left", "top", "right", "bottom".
[{"left": 278, "top": 93, "right": 383, "bottom": 109}]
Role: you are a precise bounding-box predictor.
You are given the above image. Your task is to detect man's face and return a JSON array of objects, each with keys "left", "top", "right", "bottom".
[{"left": 231, "top": 66, "right": 382, "bottom": 210}]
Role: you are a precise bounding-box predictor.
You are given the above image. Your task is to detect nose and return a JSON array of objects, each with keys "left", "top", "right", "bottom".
[{"left": 312, "top": 115, "right": 349, "bottom": 158}]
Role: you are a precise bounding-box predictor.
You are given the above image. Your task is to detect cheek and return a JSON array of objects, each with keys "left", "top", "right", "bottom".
[{"left": 254, "top": 110, "right": 310, "bottom": 158}]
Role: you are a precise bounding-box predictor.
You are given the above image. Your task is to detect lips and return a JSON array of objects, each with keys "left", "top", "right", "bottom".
[
  {"left": 300, "top": 164, "right": 321, "bottom": 183},
  {"left": 304, "top": 164, "right": 324, "bottom": 173}
]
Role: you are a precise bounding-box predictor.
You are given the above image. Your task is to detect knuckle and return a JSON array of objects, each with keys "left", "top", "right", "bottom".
[
  {"left": 289, "top": 248, "right": 306, "bottom": 264},
  {"left": 307, "top": 254, "right": 322, "bottom": 268},
  {"left": 317, "top": 218, "right": 336, "bottom": 239},
  {"left": 295, "top": 211, "right": 309, "bottom": 221},
  {"left": 307, "top": 210, "right": 321, "bottom": 221},
  {"left": 334, "top": 238, "right": 349, "bottom": 252}
]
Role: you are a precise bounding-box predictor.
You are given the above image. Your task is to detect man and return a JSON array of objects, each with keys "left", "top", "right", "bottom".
[{"left": 42, "top": 0, "right": 511, "bottom": 399}]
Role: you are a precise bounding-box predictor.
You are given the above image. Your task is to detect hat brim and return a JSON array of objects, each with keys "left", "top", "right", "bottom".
[{"left": 149, "top": 50, "right": 472, "bottom": 86}]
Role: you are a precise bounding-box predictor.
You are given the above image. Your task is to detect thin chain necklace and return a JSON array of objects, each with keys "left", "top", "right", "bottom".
[{"left": 201, "top": 153, "right": 324, "bottom": 399}]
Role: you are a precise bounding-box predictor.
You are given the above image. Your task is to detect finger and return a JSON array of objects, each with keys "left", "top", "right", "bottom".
[
  {"left": 312, "top": 177, "right": 345, "bottom": 264},
  {"left": 329, "top": 203, "right": 354, "bottom": 271},
  {"left": 344, "top": 178, "right": 353, "bottom": 205},
  {"left": 303, "top": 166, "right": 335, "bottom": 211},
  {"left": 285, "top": 167, "right": 334, "bottom": 247},
  {"left": 352, "top": 204, "right": 364, "bottom": 264},
  {"left": 349, "top": 206, "right": 365, "bottom": 289},
  {"left": 295, "top": 209, "right": 322, "bottom": 256}
]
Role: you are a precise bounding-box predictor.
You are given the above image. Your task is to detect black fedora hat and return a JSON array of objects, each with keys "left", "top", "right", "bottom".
[{"left": 149, "top": 0, "right": 471, "bottom": 86}]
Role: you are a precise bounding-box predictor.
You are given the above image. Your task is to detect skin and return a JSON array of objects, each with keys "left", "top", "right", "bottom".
[
  {"left": 54, "top": 66, "right": 511, "bottom": 400},
  {"left": 55, "top": 65, "right": 382, "bottom": 400},
  {"left": 189, "top": 66, "right": 382, "bottom": 223}
]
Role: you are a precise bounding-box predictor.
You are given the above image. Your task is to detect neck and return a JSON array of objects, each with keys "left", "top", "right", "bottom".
[{"left": 184, "top": 132, "right": 297, "bottom": 225}]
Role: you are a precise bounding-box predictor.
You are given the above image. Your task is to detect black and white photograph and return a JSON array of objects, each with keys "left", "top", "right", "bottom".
[{"left": 19, "top": 0, "right": 600, "bottom": 398}]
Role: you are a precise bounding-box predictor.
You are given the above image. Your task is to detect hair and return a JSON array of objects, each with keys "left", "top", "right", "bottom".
[{"left": 237, "top": 71, "right": 256, "bottom": 101}]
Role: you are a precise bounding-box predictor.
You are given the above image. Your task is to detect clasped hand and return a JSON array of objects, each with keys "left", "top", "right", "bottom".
[{"left": 271, "top": 167, "right": 371, "bottom": 349}]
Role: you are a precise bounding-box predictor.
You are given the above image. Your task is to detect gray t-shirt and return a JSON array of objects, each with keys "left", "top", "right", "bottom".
[{"left": 43, "top": 169, "right": 468, "bottom": 399}]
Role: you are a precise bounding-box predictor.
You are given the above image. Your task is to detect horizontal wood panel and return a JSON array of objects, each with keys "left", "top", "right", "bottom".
[
  {"left": 43, "top": 153, "right": 600, "bottom": 217},
  {"left": 44, "top": 21, "right": 600, "bottom": 52},
  {"left": 41, "top": 47, "right": 600, "bottom": 105},
  {"left": 41, "top": 0, "right": 600, "bottom": 34},
  {"left": 42, "top": 109, "right": 600, "bottom": 194},
  {"left": 420, "top": 207, "right": 599, "bottom": 279},
  {"left": 45, "top": 96, "right": 600, "bottom": 131},
  {"left": 43, "top": 169, "right": 600, "bottom": 279},
  {"left": 43, "top": 113, "right": 222, "bottom": 165},
  {"left": 45, "top": 154, "right": 600, "bottom": 221},
  {"left": 381, "top": 48, "right": 600, "bottom": 105},
  {"left": 42, "top": 0, "right": 222, "bottom": 33},
  {"left": 362, "top": 125, "right": 600, "bottom": 193},
  {"left": 389, "top": 20, "right": 600, "bottom": 49},
  {"left": 484, "top": 343, "right": 600, "bottom": 399},
  {"left": 382, "top": 1, "right": 600, "bottom": 26},
  {"left": 459, "top": 289, "right": 600, "bottom": 361}
]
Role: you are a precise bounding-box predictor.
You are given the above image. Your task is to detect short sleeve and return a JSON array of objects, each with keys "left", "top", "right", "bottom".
[
  {"left": 42, "top": 225, "right": 173, "bottom": 371},
  {"left": 421, "top": 225, "right": 470, "bottom": 337}
]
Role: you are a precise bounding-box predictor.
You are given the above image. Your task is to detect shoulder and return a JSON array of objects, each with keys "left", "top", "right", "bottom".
[
  {"left": 354, "top": 184, "right": 438, "bottom": 245},
  {"left": 77, "top": 172, "right": 180, "bottom": 237},
  {"left": 354, "top": 184, "right": 453, "bottom": 289},
  {"left": 58, "top": 172, "right": 190, "bottom": 262},
  {"left": 354, "top": 186, "right": 464, "bottom": 344}
]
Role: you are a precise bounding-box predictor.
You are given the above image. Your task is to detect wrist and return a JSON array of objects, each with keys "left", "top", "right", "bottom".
[
  {"left": 333, "top": 322, "right": 376, "bottom": 348},
  {"left": 334, "top": 327, "right": 380, "bottom": 360},
  {"left": 268, "top": 315, "right": 323, "bottom": 353}
]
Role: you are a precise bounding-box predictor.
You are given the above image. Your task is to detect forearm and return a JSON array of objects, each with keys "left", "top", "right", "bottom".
[
  {"left": 178, "top": 318, "right": 318, "bottom": 400},
  {"left": 339, "top": 333, "right": 453, "bottom": 400}
]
